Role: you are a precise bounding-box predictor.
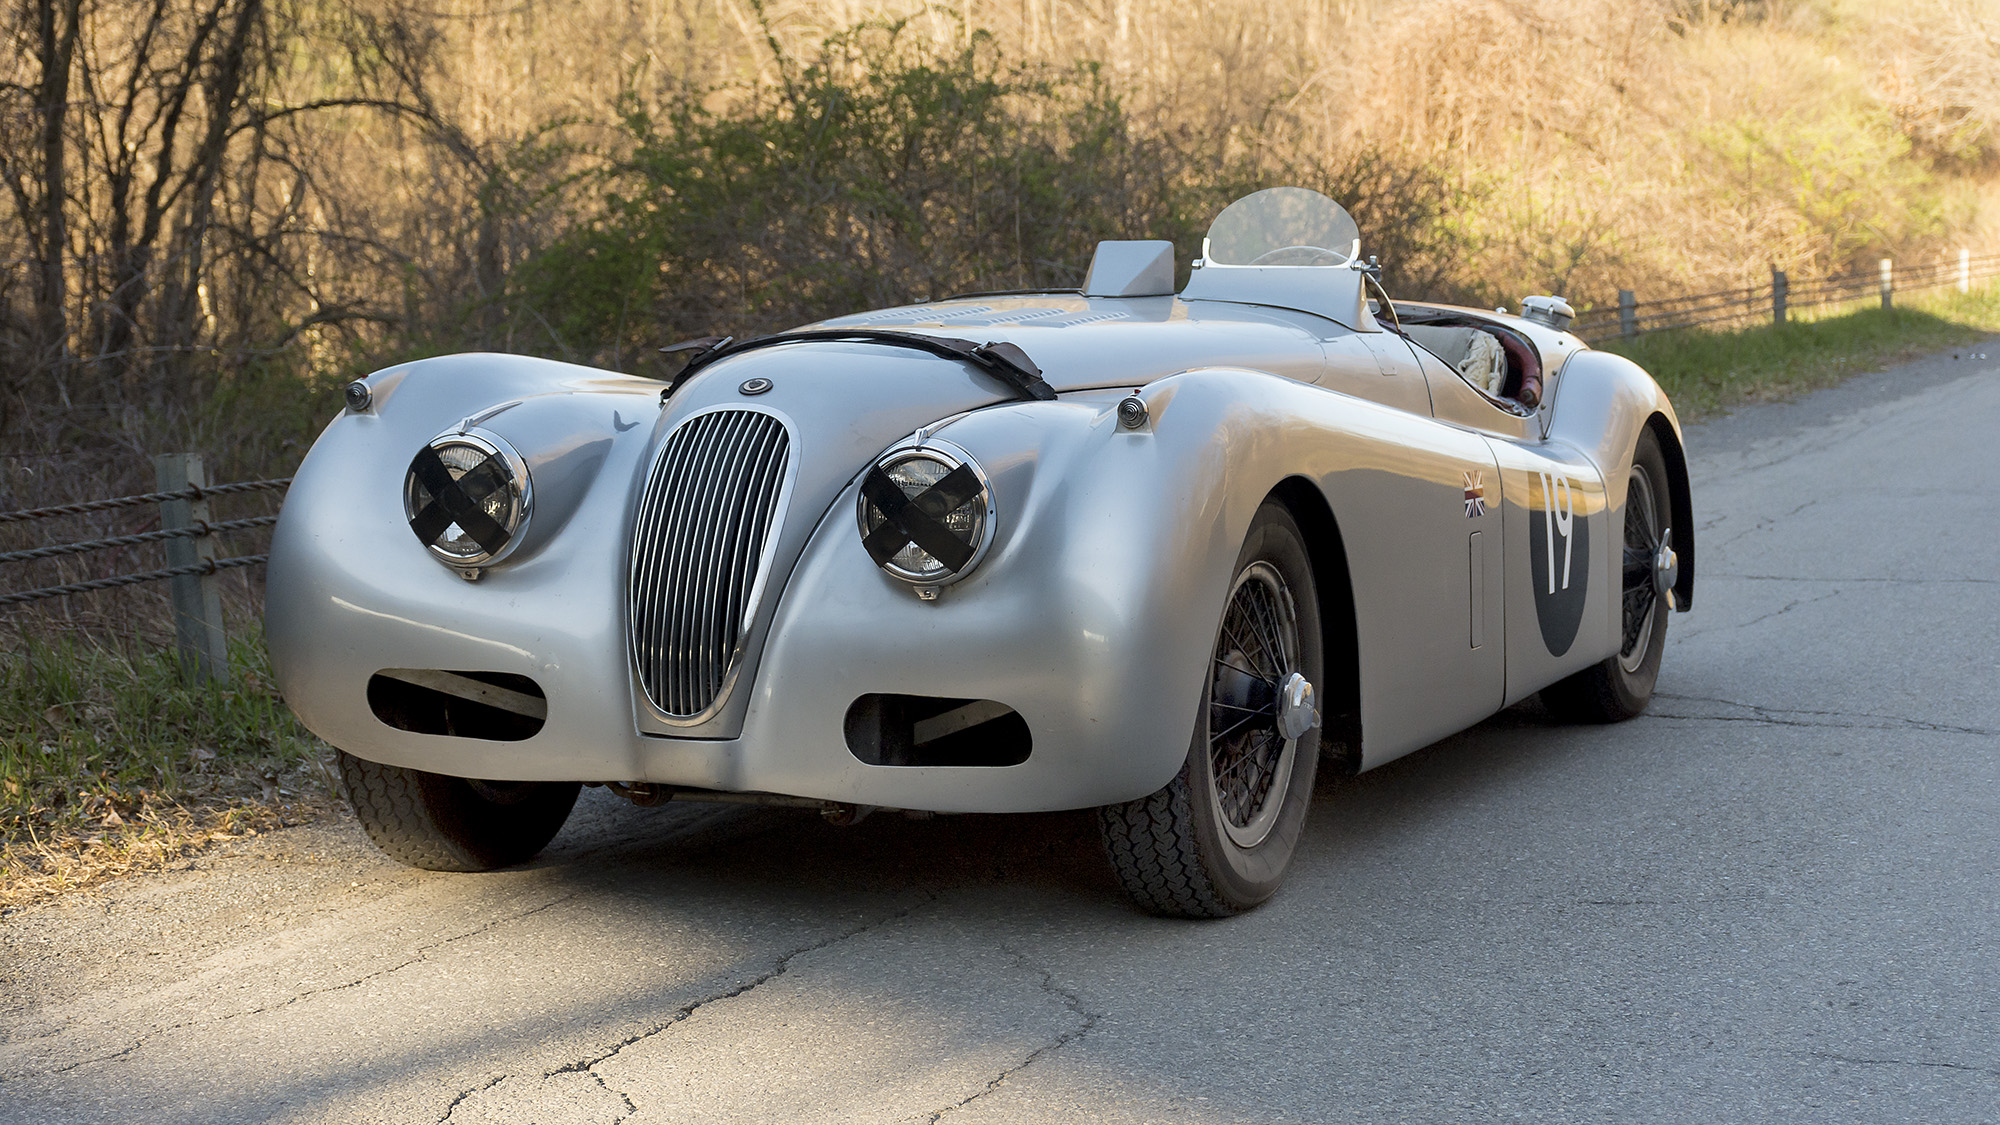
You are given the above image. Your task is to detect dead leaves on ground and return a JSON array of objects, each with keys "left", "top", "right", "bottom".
[{"left": 0, "top": 791, "right": 336, "bottom": 913}]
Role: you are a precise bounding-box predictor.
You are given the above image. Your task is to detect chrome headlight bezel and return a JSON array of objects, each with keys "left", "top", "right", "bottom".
[
  {"left": 402, "top": 427, "right": 534, "bottom": 572},
  {"left": 855, "top": 438, "right": 997, "bottom": 589}
]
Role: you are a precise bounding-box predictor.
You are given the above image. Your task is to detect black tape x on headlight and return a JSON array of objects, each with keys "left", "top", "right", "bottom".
[
  {"left": 403, "top": 429, "right": 532, "bottom": 573},
  {"left": 856, "top": 441, "right": 995, "bottom": 590}
]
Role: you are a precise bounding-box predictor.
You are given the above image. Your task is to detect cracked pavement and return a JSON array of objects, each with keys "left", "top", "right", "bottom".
[{"left": 5, "top": 343, "right": 1998, "bottom": 1123}]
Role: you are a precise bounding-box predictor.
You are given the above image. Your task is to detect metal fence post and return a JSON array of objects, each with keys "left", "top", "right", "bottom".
[
  {"left": 1772, "top": 269, "right": 1788, "bottom": 327},
  {"left": 1880, "top": 258, "right": 1893, "bottom": 309},
  {"left": 1961, "top": 249, "right": 1971, "bottom": 294},
  {"left": 155, "top": 453, "right": 229, "bottom": 685},
  {"left": 1618, "top": 289, "right": 1636, "bottom": 338}
]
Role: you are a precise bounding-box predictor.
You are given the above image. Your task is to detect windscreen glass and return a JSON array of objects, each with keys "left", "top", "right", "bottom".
[{"left": 1203, "top": 187, "right": 1361, "bottom": 267}]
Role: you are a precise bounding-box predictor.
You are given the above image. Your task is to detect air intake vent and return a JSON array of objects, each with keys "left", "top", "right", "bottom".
[{"left": 628, "top": 409, "right": 792, "bottom": 718}]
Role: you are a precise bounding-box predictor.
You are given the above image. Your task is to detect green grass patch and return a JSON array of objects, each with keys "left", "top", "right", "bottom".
[
  {"left": 1599, "top": 283, "right": 2000, "bottom": 419},
  {"left": 1, "top": 626, "right": 332, "bottom": 905}
]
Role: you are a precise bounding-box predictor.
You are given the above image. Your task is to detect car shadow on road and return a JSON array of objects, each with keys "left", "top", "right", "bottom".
[
  {"left": 20, "top": 702, "right": 1679, "bottom": 1125},
  {"left": 520, "top": 692, "right": 1617, "bottom": 920}
]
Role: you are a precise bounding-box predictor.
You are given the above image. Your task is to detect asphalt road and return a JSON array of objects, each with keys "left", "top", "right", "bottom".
[{"left": 4, "top": 344, "right": 1997, "bottom": 1124}]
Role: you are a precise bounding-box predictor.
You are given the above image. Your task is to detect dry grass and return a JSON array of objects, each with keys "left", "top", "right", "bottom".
[
  {"left": 0, "top": 624, "right": 336, "bottom": 912},
  {"left": 0, "top": 785, "right": 336, "bottom": 913}
]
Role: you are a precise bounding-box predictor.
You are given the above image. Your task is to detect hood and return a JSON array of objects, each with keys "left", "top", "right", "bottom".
[{"left": 800, "top": 293, "right": 1340, "bottom": 392}]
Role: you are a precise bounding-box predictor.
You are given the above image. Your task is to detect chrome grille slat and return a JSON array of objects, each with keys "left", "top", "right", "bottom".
[
  {"left": 686, "top": 419, "right": 754, "bottom": 709},
  {"left": 675, "top": 414, "right": 734, "bottom": 713},
  {"left": 661, "top": 412, "right": 718, "bottom": 711},
  {"left": 700, "top": 417, "right": 764, "bottom": 706},
  {"left": 641, "top": 415, "right": 707, "bottom": 705},
  {"left": 681, "top": 412, "right": 740, "bottom": 712},
  {"left": 701, "top": 432, "right": 757, "bottom": 697},
  {"left": 641, "top": 419, "right": 698, "bottom": 694},
  {"left": 667, "top": 416, "right": 715, "bottom": 712},
  {"left": 628, "top": 409, "right": 792, "bottom": 719},
  {"left": 717, "top": 427, "right": 782, "bottom": 665},
  {"left": 727, "top": 427, "right": 785, "bottom": 637},
  {"left": 629, "top": 442, "right": 675, "bottom": 698}
]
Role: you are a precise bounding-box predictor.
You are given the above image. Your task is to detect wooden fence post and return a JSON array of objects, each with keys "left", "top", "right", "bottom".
[
  {"left": 155, "top": 453, "right": 228, "bottom": 685},
  {"left": 1618, "top": 289, "right": 1636, "bottom": 338},
  {"left": 1880, "top": 258, "right": 1893, "bottom": 309},
  {"left": 1961, "top": 249, "right": 1971, "bottom": 294},
  {"left": 1771, "top": 269, "right": 1788, "bottom": 327}
]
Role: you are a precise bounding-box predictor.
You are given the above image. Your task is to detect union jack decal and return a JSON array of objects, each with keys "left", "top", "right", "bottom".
[{"left": 1463, "top": 471, "right": 1487, "bottom": 518}]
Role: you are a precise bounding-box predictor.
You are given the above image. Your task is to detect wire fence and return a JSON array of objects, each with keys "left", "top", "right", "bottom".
[
  {"left": 0, "top": 457, "right": 289, "bottom": 683},
  {"left": 1569, "top": 250, "right": 2000, "bottom": 344},
  {"left": 0, "top": 477, "right": 292, "bottom": 525}
]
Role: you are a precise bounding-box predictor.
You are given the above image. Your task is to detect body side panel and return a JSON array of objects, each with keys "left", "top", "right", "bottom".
[{"left": 1486, "top": 437, "right": 1613, "bottom": 705}]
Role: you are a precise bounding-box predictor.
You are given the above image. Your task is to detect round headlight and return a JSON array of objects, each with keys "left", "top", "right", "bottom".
[
  {"left": 856, "top": 441, "right": 995, "bottom": 588},
  {"left": 403, "top": 429, "right": 532, "bottom": 570}
]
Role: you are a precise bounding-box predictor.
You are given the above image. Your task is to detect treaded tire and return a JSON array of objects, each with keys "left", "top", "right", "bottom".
[
  {"left": 337, "top": 750, "right": 580, "bottom": 872},
  {"left": 1099, "top": 502, "right": 1323, "bottom": 918},
  {"left": 1542, "top": 428, "right": 1673, "bottom": 723}
]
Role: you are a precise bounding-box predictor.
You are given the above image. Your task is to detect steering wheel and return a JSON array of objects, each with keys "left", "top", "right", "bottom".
[{"left": 1247, "top": 245, "right": 1349, "bottom": 266}]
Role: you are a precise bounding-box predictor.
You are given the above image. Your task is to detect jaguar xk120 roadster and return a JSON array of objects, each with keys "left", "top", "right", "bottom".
[{"left": 267, "top": 187, "right": 1692, "bottom": 916}]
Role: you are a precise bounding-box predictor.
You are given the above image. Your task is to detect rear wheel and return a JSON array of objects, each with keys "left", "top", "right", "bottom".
[
  {"left": 1099, "top": 502, "right": 1323, "bottom": 917},
  {"left": 337, "top": 750, "right": 579, "bottom": 871},
  {"left": 1542, "top": 429, "right": 1673, "bottom": 722}
]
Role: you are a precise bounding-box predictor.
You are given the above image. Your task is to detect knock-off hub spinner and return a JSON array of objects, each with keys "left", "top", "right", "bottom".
[
  {"left": 1277, "top": 672, "right": 1319, "bottom": 741},
  {"left": 1653, "top": 528, "right": 1679, "bottom": 603}
]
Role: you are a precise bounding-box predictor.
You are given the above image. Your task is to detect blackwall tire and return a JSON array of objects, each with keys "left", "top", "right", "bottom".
[
  {"left": 1541, "top": 428, "right": 1673, "bottom": 723},
  {"left": 337, "top": 750, "right": 580, "bottom": 872},
  {"left": 1099, "top": 502, "right": 1323, "bottom": 917}
]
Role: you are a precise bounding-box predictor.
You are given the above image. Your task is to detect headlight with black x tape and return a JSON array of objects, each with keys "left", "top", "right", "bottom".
[
  {"left": 857, "top": 439, "right": 996, "bottom": 597},
  {"left": 403, "top": 429, "right": 533, "bottom": 577}
]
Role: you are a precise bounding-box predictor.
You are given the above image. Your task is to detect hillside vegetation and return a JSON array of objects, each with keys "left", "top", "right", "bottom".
[{"left": 5, "top": 0, "right": 1998, "bottom": 458}]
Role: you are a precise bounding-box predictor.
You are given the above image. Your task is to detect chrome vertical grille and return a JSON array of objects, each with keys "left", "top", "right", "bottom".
[{"left": 628, "top": 409, "right": 792, "bottom": 718}]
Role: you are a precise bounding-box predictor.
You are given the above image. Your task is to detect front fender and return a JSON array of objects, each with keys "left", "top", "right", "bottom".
[
  {"left": 732, "top": 376, "right": 1262, "bottom": 809},
  {"left": 265, "top": 354, "right": 665, "bottom": 781}
]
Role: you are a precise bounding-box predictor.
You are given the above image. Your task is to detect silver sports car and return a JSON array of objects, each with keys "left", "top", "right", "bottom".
[{"left": 267, "top": 187, "right": 1692, "bottom": 917}]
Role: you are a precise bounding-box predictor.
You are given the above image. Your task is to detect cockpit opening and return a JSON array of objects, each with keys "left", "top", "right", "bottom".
[{"left": 1393, "top": 310, "right": 1546, "bottom": 409}]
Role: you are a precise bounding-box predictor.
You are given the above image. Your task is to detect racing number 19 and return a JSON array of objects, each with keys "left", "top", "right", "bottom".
[{"left": 1538, "top": 470, "right": 1575, "bottom": 594}]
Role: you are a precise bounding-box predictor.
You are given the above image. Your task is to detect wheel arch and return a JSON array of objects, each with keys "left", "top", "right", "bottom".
[
  {"left": 1644, "top": 412, "right": 1695, "bottom": 610},
  {"left": 1268, "top": 475, "right": 1362, "bottom": 775}
]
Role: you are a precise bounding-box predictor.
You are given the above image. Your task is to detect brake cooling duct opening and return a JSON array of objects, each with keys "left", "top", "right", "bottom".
[{"left": 843, "top": 694, "right": 1031, "bottom": 767}]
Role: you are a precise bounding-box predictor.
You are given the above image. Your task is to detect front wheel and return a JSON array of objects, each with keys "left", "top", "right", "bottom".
[
  {"left": 337, "top": 751, "right": 580, "bottom": 871},
  {"left": 1541, "top": 428, "right": 1674, "bottom": 723},
  {"left": 1099, "top": 502, "right": 1324, "bottom": 917}
]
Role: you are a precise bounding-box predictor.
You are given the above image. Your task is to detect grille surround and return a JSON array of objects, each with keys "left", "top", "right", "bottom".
[{"left": 627, "top": 407, "right": 794, "bottom": 722}]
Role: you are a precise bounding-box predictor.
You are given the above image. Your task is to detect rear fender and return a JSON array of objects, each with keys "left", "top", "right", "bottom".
[{"left": 1543, "top": 349, "right": 1695, "bottom": 636}]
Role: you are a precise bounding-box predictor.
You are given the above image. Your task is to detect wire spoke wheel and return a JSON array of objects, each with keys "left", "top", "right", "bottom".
[
  {"left": 1098, "top": 501, "right": 1324, "bottom": 917},
  {"left": 1619, "top": 464, "right": 1663, "bottom": 671},
  {"left": 1205, "top": 561, "right": 1301, "bottom": 849}
]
